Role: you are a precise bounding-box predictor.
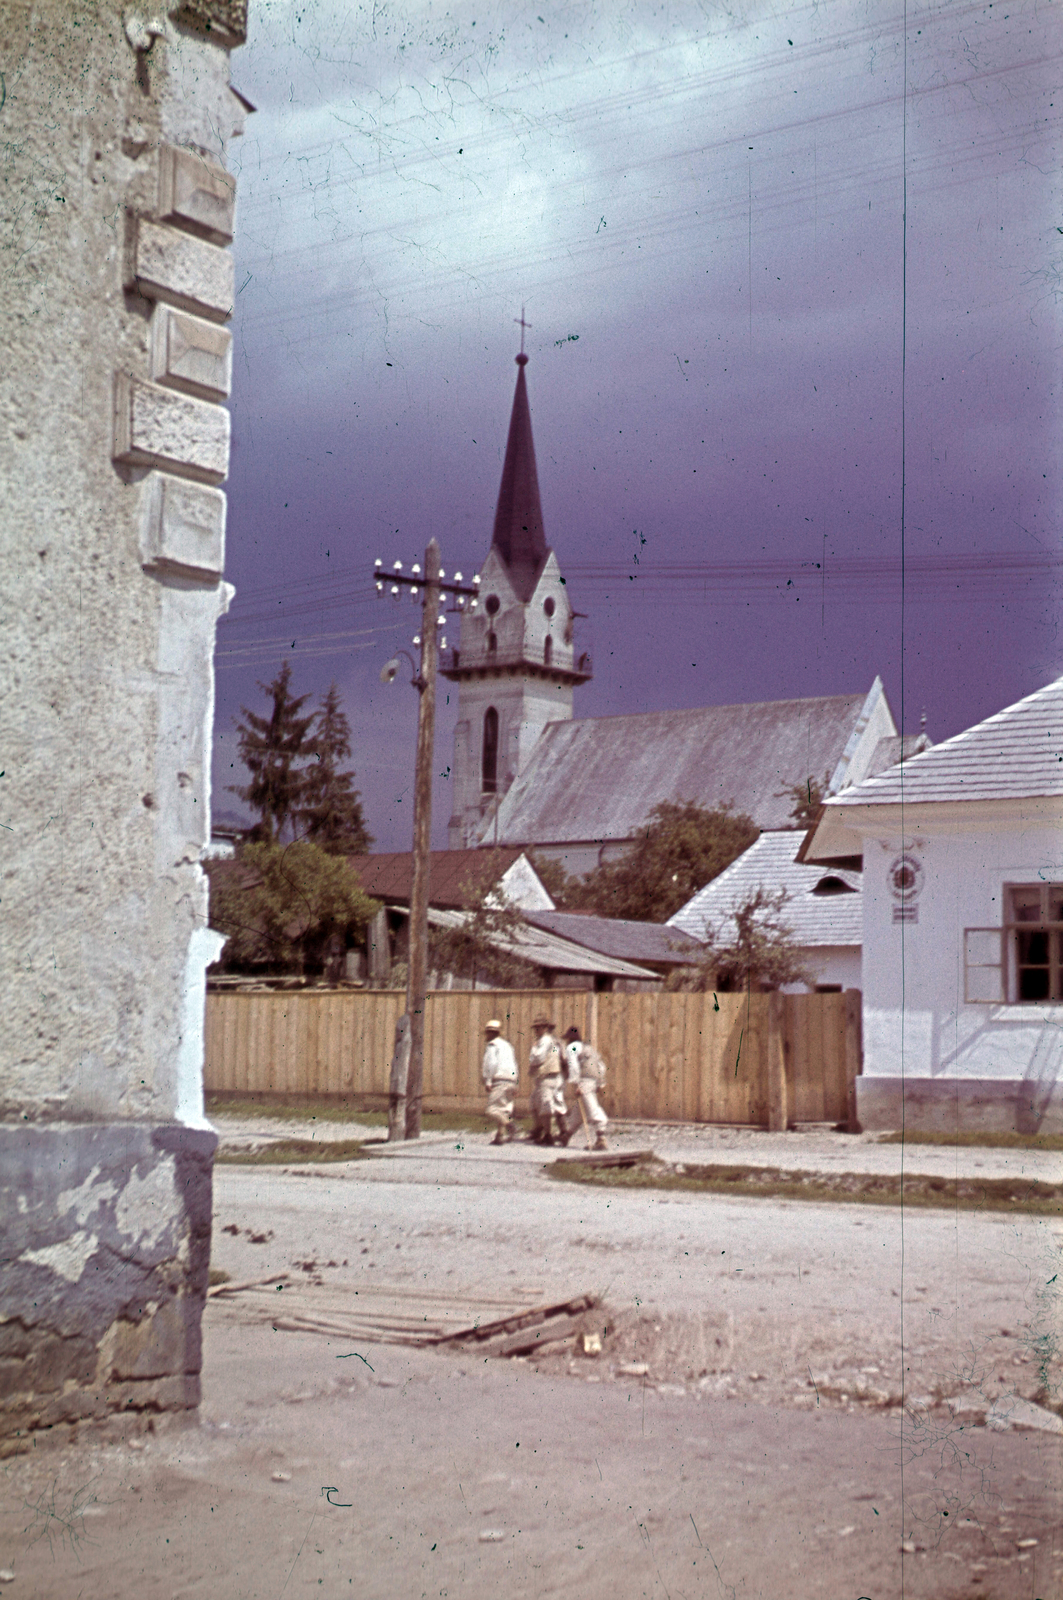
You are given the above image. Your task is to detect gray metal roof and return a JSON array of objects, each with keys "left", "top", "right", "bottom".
[
  {"left": 486, "top": 687, "right": 885, "bottom": 846},
  {"left": 521, "top": 910, "right": 705, "bottom": 966},
  {"left": 828, "top": 675, "right": 1063, "bottom": 808},
  {"left": 425, "top": 908, "right": 655, "bottom": 979},
  {"left": 667, "top": 830, "right": 862, "bottom": 948}
]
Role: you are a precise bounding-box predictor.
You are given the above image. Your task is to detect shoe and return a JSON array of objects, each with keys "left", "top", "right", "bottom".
[
  {"left": 593, "top": 1136, "right": 608, "bottom": 1151},
  {"left": 503, "top": 1122, "right": 516, "bottom": 1142},
  {"left": 541, "top": 1133, "right": 554, "bottom": 1147},
  {"left": 556, "top": 1127, "right": 571, "bottom": 1147}
]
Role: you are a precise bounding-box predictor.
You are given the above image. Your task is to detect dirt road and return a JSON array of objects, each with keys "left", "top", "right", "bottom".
[{"left": 1, "top": 1124, "right": 1060, "bottom": 1597}]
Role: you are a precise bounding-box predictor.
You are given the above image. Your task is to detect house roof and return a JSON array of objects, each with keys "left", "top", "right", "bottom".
[
  {"left": 522, "top": 910, "right": 705, "bottom": 968},
  {"left": 348, "top": 849, "right": 527, "bottom": 910},
  {"left": 667, "top": 830, "right": 862, "bottom": 948},
  {"left": 827, "top": 675, "right": 1063, "bottom": 809},
  {"left": 426, "top": 908, "right": 656, "bottom": 980},
  {"left": 490, "top": 355, "right": 549, "bottom": 602},
  {"left": 484, "top": 685, "right": 888, "bottom": 847}
]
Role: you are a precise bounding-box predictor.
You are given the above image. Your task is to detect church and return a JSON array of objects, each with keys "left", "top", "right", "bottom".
[{"left": 444, "top": 350, "right": 900, "bottom": 879}]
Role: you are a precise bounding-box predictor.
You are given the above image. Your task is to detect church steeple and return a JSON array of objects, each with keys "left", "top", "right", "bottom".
[
  {"left": 443, "top": 335, "right": 591, "bottom": 848},
  {"left": 491, "top": 353, "right": 548, "bottom": 601}
]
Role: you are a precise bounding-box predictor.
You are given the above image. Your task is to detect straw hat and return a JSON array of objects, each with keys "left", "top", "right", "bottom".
[
  {"left": 484, "top": 1019, "right": 503, "bottom": 1032},
  {"left": 531, "top": 1016, "right": 555, "bottom": 1030}
]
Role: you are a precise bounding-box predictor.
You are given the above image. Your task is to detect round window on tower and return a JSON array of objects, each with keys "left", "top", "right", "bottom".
[
  {"left": 485, "top": 594, "right": 500, "bottom": 616},
  {"left": 543, "top": 596, "right": 555, "bottom": 618}
]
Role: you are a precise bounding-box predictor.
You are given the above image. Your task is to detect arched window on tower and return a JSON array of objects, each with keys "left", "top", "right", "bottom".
[
  {"left": 482, "top": 707, "right": 499, "bottom": 794},
  {"left": 487, "top": 631, "right": 497, "bottom": 655},
  {"left": 543, "top": 635, "right": 552, "bottom": 667}
]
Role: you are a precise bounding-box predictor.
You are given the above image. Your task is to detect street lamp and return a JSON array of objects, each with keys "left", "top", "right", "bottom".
[{"left": 375, "top": 538, "right": 479, "bottom": 1139}]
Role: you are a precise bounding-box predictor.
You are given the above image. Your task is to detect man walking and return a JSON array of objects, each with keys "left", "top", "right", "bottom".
[
  {"left": 559, "top": 1025, "right": 609, "bottom": 1151},
  {"left": 482, "top": 1019, "right": 518, "bottom": 1145},
  {"left": 528, "top": 1015, "right": 566, "bottom": 1146}
]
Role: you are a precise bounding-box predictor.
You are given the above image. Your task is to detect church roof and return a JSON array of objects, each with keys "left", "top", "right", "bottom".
[
  {"left": 491, "top": 355, "right": 548, "bottom": 601},
  {"left": 668, "top": 830, "right": 862, "bottom": 949},
  {"left": 483, "top": 690, "right": 882, "bottom": 848}
]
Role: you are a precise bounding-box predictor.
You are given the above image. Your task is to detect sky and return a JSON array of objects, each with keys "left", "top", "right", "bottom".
[{"left": 213, "top": 0, "right": 1061, "bottom": 852}]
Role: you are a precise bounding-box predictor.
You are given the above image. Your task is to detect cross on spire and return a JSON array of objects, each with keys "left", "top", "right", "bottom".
[{"left": 514, "top": 306, "right": 531, "bottom": 356}]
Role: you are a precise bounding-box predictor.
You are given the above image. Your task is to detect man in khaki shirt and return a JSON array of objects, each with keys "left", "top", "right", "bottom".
[{"left": 528, "top": 1016, "right": 565, "bottom": 1146}]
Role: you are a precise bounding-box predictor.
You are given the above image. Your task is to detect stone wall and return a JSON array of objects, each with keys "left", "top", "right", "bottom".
[{"left": 0, "top": 1, "right": 246, "bottom": 1452}]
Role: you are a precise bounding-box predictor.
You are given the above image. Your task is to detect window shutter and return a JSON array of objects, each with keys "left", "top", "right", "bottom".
[{"left": 964, "top": 928, "right": 1005, "bottom": 1003}]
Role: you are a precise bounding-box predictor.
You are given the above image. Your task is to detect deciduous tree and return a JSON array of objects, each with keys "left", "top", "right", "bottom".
[
  {"left": 207, "top": 840, "right": 380, "bottom": 974},
  {"left": 667, "top": 887, "right": 813, "bottom": 993}
]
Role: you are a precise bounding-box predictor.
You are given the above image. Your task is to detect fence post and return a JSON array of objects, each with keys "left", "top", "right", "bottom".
[
  {"left": 767, "top": 991, "right": 788, "bottom": 1133},
  {"left": 844, "top": 989, "right": 862, "bottom": 1132}
]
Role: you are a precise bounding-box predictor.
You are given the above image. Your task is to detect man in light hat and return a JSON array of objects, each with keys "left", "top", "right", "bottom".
[
  {"left": 482, "top": 1018, "right": 518, "bottom": 1145},
  {"left": 558, "top": 1025, "right": 609, "bottom": 1151},
  {"left": 528, "top": 1015, "right": 566, "bottom": 1146}
]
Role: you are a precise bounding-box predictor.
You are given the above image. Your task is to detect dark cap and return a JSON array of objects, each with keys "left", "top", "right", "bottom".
[{"left": 564, "top": 1026, "right": 580, "bottom": 1040}]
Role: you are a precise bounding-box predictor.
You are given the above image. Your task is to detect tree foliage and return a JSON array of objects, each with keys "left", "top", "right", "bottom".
[
  {"left": 428, "top": 862, "right": 542, "bottom": 988},
  {"left": 296, "top": 682, "right": 373, "bottom": 853},
  {"left": 667, "top": 887, "right": 813, "bottom": 993},
  {"left": 230, "top": 666, "right": 372, "bottom": 852},
  {"left": 533, "top": 800, "right": 757, "bottom": 923},
  {"left": 776, "top": 770, "right": 831, "bottom": 829},
  {"left": 207, "top": 840, "right": 380, "bottom": 974}
]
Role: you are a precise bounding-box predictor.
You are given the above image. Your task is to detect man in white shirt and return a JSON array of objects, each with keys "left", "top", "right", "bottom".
[
  {"left": 528, "top": 1016, "right": 566, "bottom": 1146},
  {"left": 558, "top": 1025, "right": 609, "bottom": 1151},
  {"left": 482, "top": 1019, "right": 518, "bottom": 1145}
]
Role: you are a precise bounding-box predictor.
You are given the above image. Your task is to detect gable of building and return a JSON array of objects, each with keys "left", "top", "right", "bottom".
[{"left": 667, "top": 829, "right": 862, "bottom": 949}]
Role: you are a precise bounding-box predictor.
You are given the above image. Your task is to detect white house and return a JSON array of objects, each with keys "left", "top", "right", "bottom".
[
  {"left": 804, "top": 676, "right": 1063, "bottom": 1135},
  {"left": 668, "top": 830, "right": 863, "bottom": 993}
]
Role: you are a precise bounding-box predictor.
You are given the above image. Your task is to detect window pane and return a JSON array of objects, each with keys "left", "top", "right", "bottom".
[
  {"left": 1011, "top": 889, "right": 1042, "bottom": 923},
  {"left": 1049, "top": 891, "right": 1063, "bottom": 923},
  {"left": 1019, "top": 967, "right": 1050, "bottom": 1000},
  {"left": 966, "top": 931, "right": 1001, "bottom": 966},
  {"left": 967, "top": 966, "right": 1005, "bottom": 1003},
  {"left": 1017, "top": 930, "right": 1049, "bottom": 965}
]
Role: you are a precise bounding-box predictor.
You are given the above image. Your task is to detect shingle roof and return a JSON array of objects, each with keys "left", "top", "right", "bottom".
[
  {"left": 667, "top": 830, "right": 862, "bottom": 948},
  {"left": 348, "top": 849, "right": 526, "bottom": 909},
  {"left": 486, "top": 688, "right": 882, "bottom": 846},
  {"left": 828, "top": 675, "right": 1063, "bottom": 808},
  {"left": 521, "top": 910, "right": 705, "bottom": 967},
  {"left": 426, "top": 908, "right": 655, "bottom": 980},
  {"left": 490, "top": 356, "right": 548, "bottom": 601}
]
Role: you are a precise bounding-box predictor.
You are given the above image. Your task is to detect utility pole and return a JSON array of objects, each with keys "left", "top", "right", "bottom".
[{"left": 374, "top": 543, "right": 479, "bottom": 1138}]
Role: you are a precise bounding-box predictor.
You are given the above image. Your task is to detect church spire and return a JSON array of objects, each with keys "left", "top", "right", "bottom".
[{"left": 490, "top": 348, "right": 548, "bottom": 602}]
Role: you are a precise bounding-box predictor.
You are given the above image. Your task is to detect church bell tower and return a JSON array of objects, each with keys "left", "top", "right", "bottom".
[{"left": 444, "top": 346, "right": 591, "bottom": 849}]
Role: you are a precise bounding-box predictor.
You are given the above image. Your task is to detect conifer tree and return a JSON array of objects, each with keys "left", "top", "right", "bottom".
[
  {"left": 229, "top": 661, "right": 316, "bottom": 843},
  {"left": 297, "top": 682, "right": 373, "bottom": 854}
]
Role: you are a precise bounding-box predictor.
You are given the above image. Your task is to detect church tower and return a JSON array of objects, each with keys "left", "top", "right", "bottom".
[{"left": 444, "top": 349, "right": 591, "bottom": 848}]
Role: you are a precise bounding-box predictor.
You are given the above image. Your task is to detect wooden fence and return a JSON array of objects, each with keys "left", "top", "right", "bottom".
[{"left": 204, "top": 987, "right": 861, "bottom": 1129}]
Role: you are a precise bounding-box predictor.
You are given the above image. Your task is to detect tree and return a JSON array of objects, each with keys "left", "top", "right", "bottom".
[
  {"left": 538, "top": 800, "right": 757, "bottom": 923},
  {"left": 428, "top": 861, "right": 542, "bottom": 988},
  {"left": 229, "top": 662, "right": 316, "bottom": 843},
  {"left": 667, "top": 887, "right": 813, "bottom": 993},
  {"left": 776, "top": 770, "right": 831, "bottom": 829},
  {"left": 296, "top": 682, "right": 373, "bottom": 854},
  {"left": 206, "top": 840, "right": 380, "bottom": 974}
]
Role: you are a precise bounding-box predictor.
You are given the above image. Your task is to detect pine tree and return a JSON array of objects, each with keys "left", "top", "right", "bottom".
[
  {"left": 229, "top": 661, "right": 316, "bottom": 843},
  {"left": 296, "top": 682, "right": 373, "bottom": 854}
]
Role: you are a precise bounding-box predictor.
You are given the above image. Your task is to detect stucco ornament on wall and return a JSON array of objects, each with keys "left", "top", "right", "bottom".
[{"left": 888, "top": 852, "right": 925, "bottom": 923}]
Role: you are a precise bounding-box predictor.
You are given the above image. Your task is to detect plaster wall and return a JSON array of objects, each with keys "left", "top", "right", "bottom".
[
  {"left": 0, "top": 1, "right": 246, "bottom": 1449},
  {"left": 782, "top": 945, "right": 861, "bottom": 994},
  {"left": 855, "top": 823, "right": 1063, "bottom": 1131}
]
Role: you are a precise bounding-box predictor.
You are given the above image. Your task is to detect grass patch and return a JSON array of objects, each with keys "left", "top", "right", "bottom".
[
  {"left": 215, "top": 1138, "right": 367, "bottom": 1165},
  {"left": 547, "top": 1158, "right": 1063, "bottom": 1215},
  {"left": 875, "top": 1129, "right": 1063, "bottom": 1151},
  {"left": 207, "top": 1094, "right": 493, "bottom": 1134}
]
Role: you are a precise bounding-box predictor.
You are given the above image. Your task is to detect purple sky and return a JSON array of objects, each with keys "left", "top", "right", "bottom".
[{"left": 215, "top": 0, "right": 1061, "bottom": 851}]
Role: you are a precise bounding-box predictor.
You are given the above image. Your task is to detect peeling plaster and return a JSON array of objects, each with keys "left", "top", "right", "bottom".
[
  {"left": 23, "top": 1231, "right": 98, "bottom": 1284},
  {"left": 114, "top": 1156, "right": 178, "bottom": 1249}
]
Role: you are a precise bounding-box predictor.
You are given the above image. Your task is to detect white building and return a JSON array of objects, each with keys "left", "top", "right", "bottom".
[
  {"left": 805, "top": 677, "right": 1063, "bottom": 1135},
  {"left": 668, "top": 830, "right": 863, "bottom": 993}
]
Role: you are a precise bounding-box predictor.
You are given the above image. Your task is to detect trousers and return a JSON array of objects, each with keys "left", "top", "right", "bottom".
[
  {"left": 565, "top": 1081, "right": 608, "bottom": 1138},
  {"left": 484, "top": 1079, "right": 516, "bottom": 1128},
  {"left": 530, "top": 1073, "right": 566, "bottom": 1133}
]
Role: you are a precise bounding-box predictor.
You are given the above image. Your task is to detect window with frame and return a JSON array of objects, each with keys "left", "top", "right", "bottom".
[{"left": 964, "top": 884, "right": 1063, "bottom": 1003}]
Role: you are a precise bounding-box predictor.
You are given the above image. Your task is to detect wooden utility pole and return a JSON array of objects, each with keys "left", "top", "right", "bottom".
[
  {"left": 404, "top": 538, "right": 440, "bottom": 1139},
  {"left": 373, "top": 544, "right": 480, "bottom": 1139}
]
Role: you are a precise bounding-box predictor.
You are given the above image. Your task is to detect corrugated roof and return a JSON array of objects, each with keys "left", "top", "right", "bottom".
[
  {"left": 426, "top": 908, "right": 655, "bottom": 979},
  {"left": 828, "top": 675, "right": 1063, "bottom": 808},
  {"left": 490, "top": 355, "right": 548, "bottom": 602},
  {"left": 667, "top": 830, "right": 862, "bottom": 948},
  {"left": 486, "top": 689, "right": 879, "bottom": 846},
  {"left": 522, "top": 910, "right": 705, "bottom": 966},
  {"left": 348, "top": 849, "right": 525, "bottom": 909}
]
